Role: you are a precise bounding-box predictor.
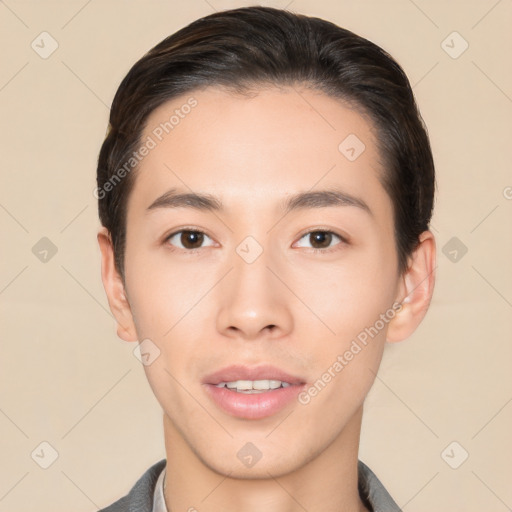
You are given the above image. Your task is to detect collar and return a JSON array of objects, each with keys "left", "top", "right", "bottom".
[{"left": 152, "top": 465, "right": 167, "bottom": 512}]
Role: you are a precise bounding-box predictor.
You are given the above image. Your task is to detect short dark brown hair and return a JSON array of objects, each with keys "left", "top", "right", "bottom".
[{"left": 96, "top": 6, "right": 435, "bottom": 279}]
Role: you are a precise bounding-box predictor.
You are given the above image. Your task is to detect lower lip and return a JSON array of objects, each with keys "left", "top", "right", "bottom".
[{"left": 203, "top": 383, "right": 306, "bottom": 420}]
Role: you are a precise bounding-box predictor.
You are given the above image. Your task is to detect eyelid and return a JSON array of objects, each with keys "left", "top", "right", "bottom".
[
  {"left": 163, "top": 227, "right": 349, "bottom": 253},
  {"left": 163, "top": 227, "right": 216, "bottom": 251},
  {"left": 297, "top": 227, "right": 349, "bottom": 243},
  {"left": 293, "top": 228, "right": 348, "bottom": 252}
]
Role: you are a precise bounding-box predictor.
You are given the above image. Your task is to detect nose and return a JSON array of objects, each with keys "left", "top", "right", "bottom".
[{"left": 216, "top": 245, "right": 293, "bottom": 341}]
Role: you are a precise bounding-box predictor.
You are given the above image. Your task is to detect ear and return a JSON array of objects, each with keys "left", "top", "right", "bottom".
[
  {"left": 386, "top": 230, "right": 436, "bottom": 343},
  {"left": 97, "top": 227, "right": 138, "bottom": 342}
]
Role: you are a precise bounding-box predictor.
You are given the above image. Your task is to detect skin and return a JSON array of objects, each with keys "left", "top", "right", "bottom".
[{"left": 98, "top": 85, "right": 436, "bottom": 512}]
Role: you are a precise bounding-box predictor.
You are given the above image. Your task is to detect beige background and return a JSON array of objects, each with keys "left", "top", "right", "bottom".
[{"left": 1, "top": 0, "right": 511, "bottom": 510}]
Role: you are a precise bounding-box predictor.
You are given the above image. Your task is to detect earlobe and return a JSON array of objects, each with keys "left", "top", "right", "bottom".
[
  {"left": 386, "top": 230, "right": 436, "bottom": 343},
  {"left": 97, "top": 227, "right": 138, "bottom": 342}
]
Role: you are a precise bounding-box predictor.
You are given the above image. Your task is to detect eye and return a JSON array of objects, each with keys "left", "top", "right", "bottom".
[
  {"left": 294, "top": 229, "right": 346, "bottom": 252},
  {"left": 165, "top": 229, "right": 215, "bottom": 251}
]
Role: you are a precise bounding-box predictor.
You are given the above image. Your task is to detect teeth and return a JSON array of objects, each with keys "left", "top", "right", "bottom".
[{"left": 215, "top": 379, "right": 292, "bottom": 392}]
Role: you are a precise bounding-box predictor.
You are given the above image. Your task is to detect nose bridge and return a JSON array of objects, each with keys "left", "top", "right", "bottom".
[{"left": 216, "top": 234, "right": 292, "bottom": 339}]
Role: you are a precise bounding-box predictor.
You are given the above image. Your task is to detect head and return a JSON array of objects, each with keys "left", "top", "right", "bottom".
[{"left": 97, "top": 6, "right": 436, "bottom": 477}]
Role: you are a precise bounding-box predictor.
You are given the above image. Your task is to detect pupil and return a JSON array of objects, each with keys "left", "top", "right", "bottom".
[
  {"left": 311, "top": 231, "right": 331, "bottom": 248},
  {"left": 182, "top": 231, "right": 203, "bottom": 249}
]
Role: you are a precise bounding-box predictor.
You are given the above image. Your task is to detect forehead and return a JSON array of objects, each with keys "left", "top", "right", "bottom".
[{"left": 128, "top": 85, "right": 390, "bottom": 219}]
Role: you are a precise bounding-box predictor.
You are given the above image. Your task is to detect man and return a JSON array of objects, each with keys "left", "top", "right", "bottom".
[{"left": 96, "top": 6, "right": 436, "bottom": 511}]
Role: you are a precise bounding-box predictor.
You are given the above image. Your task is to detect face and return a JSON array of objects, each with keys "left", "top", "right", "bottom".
[{"left": 119, "top": 85, "right": 406, "bottom": 477}]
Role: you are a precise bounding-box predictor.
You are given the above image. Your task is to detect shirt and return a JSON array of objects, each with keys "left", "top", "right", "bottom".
[{"left": 99, "top": 458, "right": 402, "bottom": 512}]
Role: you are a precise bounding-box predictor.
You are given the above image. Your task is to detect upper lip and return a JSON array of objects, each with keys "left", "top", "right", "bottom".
[{"left": 203, "top": 364, "right": 306, "bottom": 385}]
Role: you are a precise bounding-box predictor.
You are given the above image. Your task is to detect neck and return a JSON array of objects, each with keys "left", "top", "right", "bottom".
[{"left": 162, "top": 405, "right": 369, "bottom": 512}]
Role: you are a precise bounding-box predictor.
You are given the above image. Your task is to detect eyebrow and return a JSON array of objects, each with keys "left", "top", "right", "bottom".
[{"left": 146, "top": 187, "right": 373, "bottom": 217}]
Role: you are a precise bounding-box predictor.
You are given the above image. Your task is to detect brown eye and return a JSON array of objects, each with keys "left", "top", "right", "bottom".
[
  {"left": 295, "top": 230, "right": 345, "bottom": 251},
  {"left": 165, "top": 230, "right": 214, "bottom": 251},
  {"left": 180, "top": 230, "right": 204, "bottom": 249},
  {"left": 309, "top": 231, "right": 333, "bottom": 249}
]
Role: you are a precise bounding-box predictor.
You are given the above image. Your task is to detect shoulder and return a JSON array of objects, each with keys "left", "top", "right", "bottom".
[
  {"left": 98, "top": 459, "right": 167, "bottom": 512},
  {"left": 358, "top": 459, "right": 402, "bottom": 512}
]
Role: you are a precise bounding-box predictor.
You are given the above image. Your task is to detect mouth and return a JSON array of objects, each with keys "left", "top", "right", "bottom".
[
  {"left": 213, "top": 379, "right": 293, "bottom": 393},
  {"left": 202, "top": 364, "right": 307, "bottom": 419},
  {"left": 203, "top": 363, "right": 305, "bottom": 387}
]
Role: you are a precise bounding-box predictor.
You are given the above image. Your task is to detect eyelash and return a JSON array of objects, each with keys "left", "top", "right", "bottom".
[
  {"left": 163, "top": 227, "right": 348, "bottom": 254},
  {"left": 297, "top": 228, "right": 348, "bottom": 253}
]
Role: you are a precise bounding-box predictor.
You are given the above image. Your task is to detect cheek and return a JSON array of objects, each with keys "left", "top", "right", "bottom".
[
  {"left": 298, "top": 245, "right": 397, "bottom": 343},
  {"left": 297, "top": 296, "right": 391, "bottom": 421},
  {"left": 296, "top": 240, "right": 398, "bottom": 401},
  {"left": 124, "top": 247, "right": 200, "bottom": 335},
  {"left": 123, "top": 250, "right": 205, "bottom": 383}
]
